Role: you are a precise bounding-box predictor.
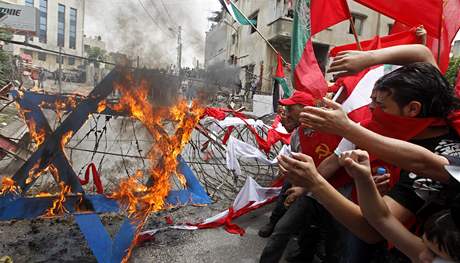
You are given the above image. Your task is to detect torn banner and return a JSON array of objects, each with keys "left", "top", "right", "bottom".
[{"left": 140, "top": 176, "right": 281, "bottom": 237}]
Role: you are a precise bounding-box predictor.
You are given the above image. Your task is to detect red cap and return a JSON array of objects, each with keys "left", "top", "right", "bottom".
[{"left": 279, "top": 91, "right": 314, "bottom": 107}]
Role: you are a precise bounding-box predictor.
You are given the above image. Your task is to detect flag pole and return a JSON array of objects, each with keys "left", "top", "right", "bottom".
[
  {"left": 348, "top": 17, "right": 363, "bottom": 51},
  {"left": 229, "top": 1, "right": 288, "bottom": 65},
  {"left": 437, "top": 1, "right": 445, "bottom": 65},
  {"left": 344, "top": 1, "right": 362, "bottom": 51}
]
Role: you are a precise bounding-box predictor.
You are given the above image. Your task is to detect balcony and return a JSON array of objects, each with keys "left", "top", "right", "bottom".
[{"left": 267, "top": 17, "right": 293, "bottom": 62}]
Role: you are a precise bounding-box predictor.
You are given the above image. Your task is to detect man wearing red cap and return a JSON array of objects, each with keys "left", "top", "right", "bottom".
[
  {"left": 258, "top": 91, "right": 314, "bottom": 239},
  {"left": 259, "top": 90, "right": 349, "bottom": 263}
]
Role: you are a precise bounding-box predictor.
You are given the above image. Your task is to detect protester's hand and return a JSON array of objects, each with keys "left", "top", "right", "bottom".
[
  {"left": 300, "top": 98, "right": 352, "bottom": 136},
  {"left": 373, "top": 173, "right": 391, "bottom": 196},
  {"left": 338, "top": 150, "right": 372, "bottom": 180},
  {"left": 328, "top": 50, "right": 374, "bottom": 78},
  {"left": 415, "top": 25, "right": 427, "bottom": 45},
  {"left": 284, "top": 186, "right": 307, "bottom": 207},
  {"left": 278, "top": 152, "right": 324, "bottom": 191}
]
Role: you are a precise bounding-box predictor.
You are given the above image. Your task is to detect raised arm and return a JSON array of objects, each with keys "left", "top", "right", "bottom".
[
  {"left": 300, "top": 99, "right": 450, "bottom": 182},
  {"left": 329, "top": 44, "right": 437, "bottom": 78},
  {"left": 317, "top": 154, "right": 341, "bottom": 179},
  {"left": 340, "top": 150, "right": 425, "bottom": 262},
  {"left": 278, "top": 152, "right": 383, "bottom": 243}
]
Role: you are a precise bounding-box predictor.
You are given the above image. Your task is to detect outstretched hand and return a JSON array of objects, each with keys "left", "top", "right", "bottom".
[
  {"left": 299, "top": 98, "right": 352, "bottom": 136},
  {"left": 328, "top": 50, "right": 374, "bottom": 79},
  {"left": 338, "top": 150, "right": 372, "bottom": 180},
  {"left": 278, "top": 152, "right": 324, "bottom": 191}
]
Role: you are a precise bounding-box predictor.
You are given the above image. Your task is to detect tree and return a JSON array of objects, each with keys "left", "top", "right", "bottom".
[
  {"left": 87, "top": 46, "right": 106, "bottom": 68},
  {"left": 445, "top": 56, "right": 460, "bottom": 87}
]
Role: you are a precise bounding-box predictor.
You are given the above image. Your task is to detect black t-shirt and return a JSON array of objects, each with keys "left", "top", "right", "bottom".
[{"left": 386, "top": 130, "right": 460, "bottom": 215}]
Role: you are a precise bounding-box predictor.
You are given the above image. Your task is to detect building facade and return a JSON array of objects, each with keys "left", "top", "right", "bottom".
[
  {"left": 5, "top": 0, "right": 85, "bottom": 72},
  {"left": 205, "top": 0, "right": 394, "bottom": 98},
  {"left": 453, "top": 40, "right": 460, "bottom": 58},
  {"left": 83, "top": 35, "right": 106, "bottom": 56}
]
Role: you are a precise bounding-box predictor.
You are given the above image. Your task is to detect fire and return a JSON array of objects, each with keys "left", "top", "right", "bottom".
[
  {"left": 97, "top": 100, "right": 107, "bottom": 113},
  {"left": 39, "top": 95, "right": 78, "bottom": 121},
  {"left": 109, "top": 74, "right": 204, "bottom": 262},
  {"left": 61, "top": 131, "right": 73, "bottom": 149},
  {"left": 27, "top": 119, "right": 46, "bottom": 148},
  {"left": 35, "top": 192, "right": 52, "bottom": 197},
  {"left": 0, "top": 177, "right": 19, "bottom": 195},
  {"left": 25, "top": 162, "right": 43, "bottom": 185},
  {"left": 43, "top": 182, "right": 71, "bottom": 217}
]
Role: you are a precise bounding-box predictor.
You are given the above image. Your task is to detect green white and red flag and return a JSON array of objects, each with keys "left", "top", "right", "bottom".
[
  {"left": 274, "top": 54, "right": 291, "bottom": 98},
  {"left": 218, "top": 0, "right": 256, "bottom": 26},
  {"left": 291, "top": 0, "right": 350, "bottom": 98}
]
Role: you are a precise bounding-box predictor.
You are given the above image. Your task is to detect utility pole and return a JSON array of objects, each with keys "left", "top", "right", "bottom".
[
  {"left": 177, "top": 25, "right": 182, "bottom": 74},
  {"left": 58, "top": 46, "right": 62, "bottom": 94}
]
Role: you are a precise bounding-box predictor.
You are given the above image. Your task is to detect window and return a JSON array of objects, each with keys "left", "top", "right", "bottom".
[
  {"left": 39, "top": 0, "right": 47, "bottom": 43},
  {"left": 232, "top": 33, "right": 236, "bottom": 45},
  {"left": 69, "top": 8, "right": 77, "bottom": 49},
  {"left": 349, "top": 13, "right": 366, "bottom": 35},
  {"left": 57, "top": 4, "right": 65, "bottom": 47},
  {"left": 68, "top": 57, "right": 75, "bottom": 65},
  {"left": 56, "top": 55, "right": 64, "bottom": 64},
  {"left": 38, "top": 52, "right": 46, "bottom": 61},
  {"left": 25, "top": 0, "right": 34, "bottom": 7},
  {"left": 249, "top": 12, "right": 258, "bottom": 34},
  {"left": 388, "top": 23, "right": 394, "bottom": 35}
]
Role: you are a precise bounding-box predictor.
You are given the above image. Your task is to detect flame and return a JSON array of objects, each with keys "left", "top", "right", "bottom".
[
  {"left": 39, "top": 96, "right": 78, "bottom": 121},
  {"left": 0, "top": 177, "right": 19, "bottom": 195},
  {"left": 61, "top": 131, "right": 73, "bottom": 149},
  {"left": 35, "top": 192, "right": 52, "bottom": 197},
  {"left": 43, "top": 182, "right": 71, "bottom": 217},
  {"left": 109, "top": 74, "right": 204, "bottom": 262},
  {"left": 97, "top": 100, "right": 107, "bottom": 113},
  {"left": 25, "top": 162, "right": 43, "bottom": 185},
  {"left": 27, "top": 119, "right": 46, "bottom": 148}
]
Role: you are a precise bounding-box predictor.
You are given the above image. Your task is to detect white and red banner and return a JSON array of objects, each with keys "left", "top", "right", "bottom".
[{"left": 140, "top": 177, "right": 281, "bottom": 237}]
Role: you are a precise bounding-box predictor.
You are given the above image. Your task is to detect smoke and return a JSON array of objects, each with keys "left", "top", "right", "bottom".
[
  {"left": 85, "top": 0, "right": 221, "bottom": 68},
  {"left": 205, "top": 61, "right": 241, "bottom": 91}
]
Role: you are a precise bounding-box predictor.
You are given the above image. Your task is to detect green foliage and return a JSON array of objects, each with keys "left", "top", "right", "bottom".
[
  {"left": 445, "top": 56, "right": 460, "bottom": 87},
  {"left": 87, "top": 46, "right": 106, "bottom": 68},
  {"left": 0, "top": 28, "right": 14, "bottom": 87}
]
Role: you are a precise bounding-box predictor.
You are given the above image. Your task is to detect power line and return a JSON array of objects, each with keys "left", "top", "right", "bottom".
[
  {"left": 160, "top": 0, "right": 176, "bottom": 28},
  {"left": 136, "top": 0, "right": 176, "bottom": 40}
]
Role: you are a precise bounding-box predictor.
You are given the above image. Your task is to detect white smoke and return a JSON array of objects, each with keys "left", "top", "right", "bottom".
[{"left": 84, "top": 0, "right": 221, "bottom": 68}]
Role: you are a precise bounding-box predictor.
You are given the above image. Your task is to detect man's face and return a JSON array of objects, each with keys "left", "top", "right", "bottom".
[
  {"left": 370, "top": 89, "right": 404, "bottom": 116},
  {"left": 286, "top": 104, "right": 303, "bottom": 125}
]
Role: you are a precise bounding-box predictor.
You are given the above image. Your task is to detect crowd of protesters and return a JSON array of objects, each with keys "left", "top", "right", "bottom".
[{"left": 257, "top": 27, "right": 460, "bottom": 263}]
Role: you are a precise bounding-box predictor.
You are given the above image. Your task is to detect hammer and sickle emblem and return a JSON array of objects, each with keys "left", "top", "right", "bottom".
[{"left": 315, "top": 143, "right": 331, "bottom": 159}]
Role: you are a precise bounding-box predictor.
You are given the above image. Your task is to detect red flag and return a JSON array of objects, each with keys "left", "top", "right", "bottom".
[
  {"left": 293, "top": 39, "right": 328, "bottom": 98},
  {"left": 275, "top": 54, "right": 285, "bottom": 78},
  {"left": 354, "top": 0, "right": 443, "bottom": 38},
  {"left": 330, "top": 29, "right": 418, "bottom": 57},
  {"left": 311, "top": 0, "right": 351, "bottom": 35},
  {"left": 430, "top": 0, "right": 460, "bottom": 73},
  {"left": 388, "top": 1, "right": 460, "bottom": 73},
  {"left": 292, "top": 0, "right": 350, "bottom": 98},
  {"left": 330, "top": 29, "right": 418, "bottom": 98}
]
